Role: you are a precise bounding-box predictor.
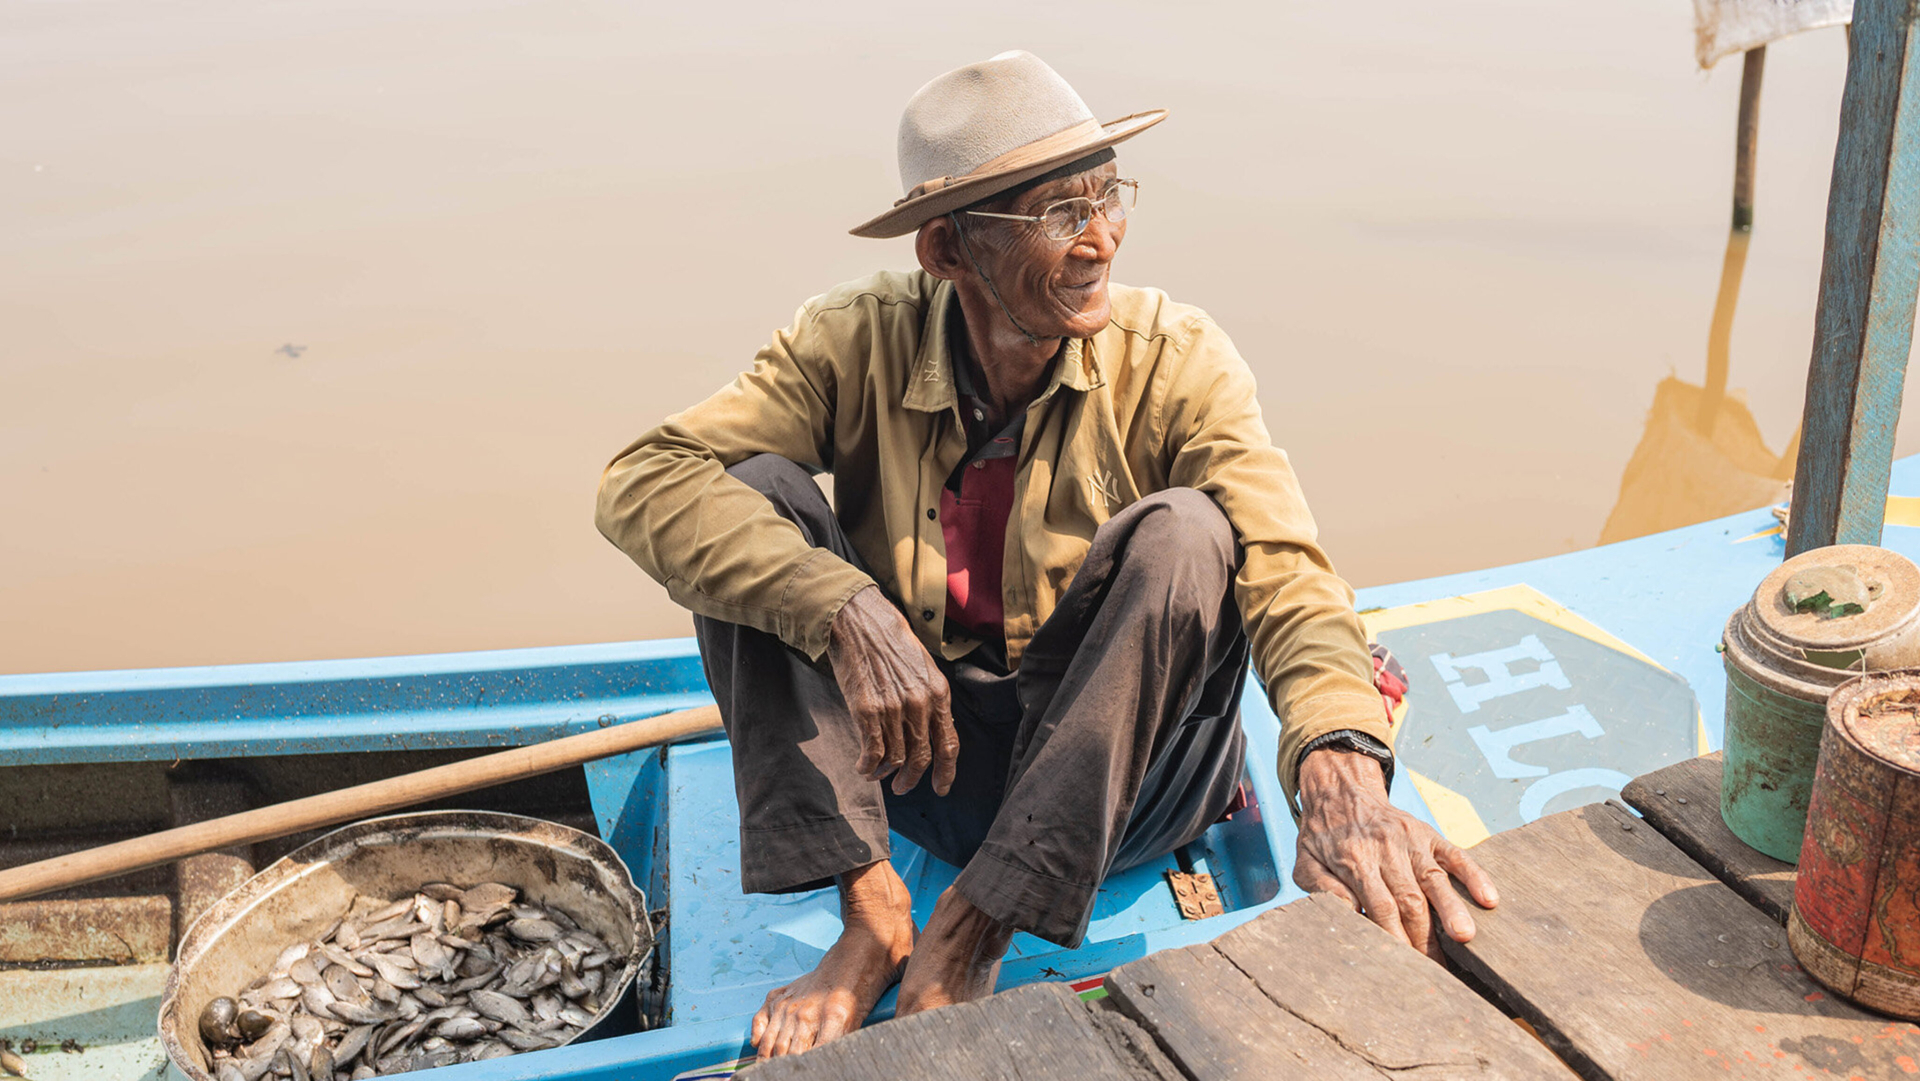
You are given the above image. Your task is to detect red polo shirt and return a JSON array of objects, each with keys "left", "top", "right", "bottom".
[{"left": 941, "top": 352, "right": 1031, "bottom": 641}]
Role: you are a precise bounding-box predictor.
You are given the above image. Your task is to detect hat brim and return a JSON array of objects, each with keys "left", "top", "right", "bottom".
[{"left": 849, "top": 108, "right": 1168, "bottom": 239}]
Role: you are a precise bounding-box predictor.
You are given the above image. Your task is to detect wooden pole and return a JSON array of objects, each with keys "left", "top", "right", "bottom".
[
  {"left": 1698, "top": 47, "right": 1767, "bottom": 436},
  {"left": 1787, "top": 0, "right": 1920, "bottom": 555},
  {"left": 0, "top": 704, "right": 722, "bottom": 904}
]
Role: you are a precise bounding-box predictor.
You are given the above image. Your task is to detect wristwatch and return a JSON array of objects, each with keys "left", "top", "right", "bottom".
[{"left": 1298, "top": 729, "right": 1396, "bottom": 792}]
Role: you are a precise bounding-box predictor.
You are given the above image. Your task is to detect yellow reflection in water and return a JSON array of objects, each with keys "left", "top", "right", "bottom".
[
  {"left": 1598, "top": 377, "right": 1794, "bottom": 544},
  {"left": 1601, "top": 139, "right": 1798, "bottom": 545}
]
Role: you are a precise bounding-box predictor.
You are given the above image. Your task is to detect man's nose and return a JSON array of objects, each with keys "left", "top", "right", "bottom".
[{"left": 1071, "top": 212, "right": 1122, "bottom": 262}]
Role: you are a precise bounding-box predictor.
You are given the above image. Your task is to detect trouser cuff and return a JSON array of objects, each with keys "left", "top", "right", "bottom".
[
  {"left": 738, "top": 813, "right": 893, "bottom": 895},
  {"left": 952, "top": 846, "right": 1097, "bottom": 948}
]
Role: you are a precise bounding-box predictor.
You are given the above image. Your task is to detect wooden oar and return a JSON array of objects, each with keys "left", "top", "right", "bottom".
[{"left": 0, "top": 704, "right": 723, "bottom": 904}]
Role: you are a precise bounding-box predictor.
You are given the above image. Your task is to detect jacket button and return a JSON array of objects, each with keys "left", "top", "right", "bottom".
[
  {"left": 926, "top": 508, "right": 936, "bottom": 520},
  {"left": 921, "top": 609, "right": 935, "bottom": 622}
]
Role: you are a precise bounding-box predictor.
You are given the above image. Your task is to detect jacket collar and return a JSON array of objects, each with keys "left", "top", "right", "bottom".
[{"left": 904, "top": 277, "right": 1106, "bottom": 413}]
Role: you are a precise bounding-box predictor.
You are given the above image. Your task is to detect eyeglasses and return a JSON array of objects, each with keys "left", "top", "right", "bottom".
[{"left": 965, "top": 179, "right": 1138, "bottom": 241}]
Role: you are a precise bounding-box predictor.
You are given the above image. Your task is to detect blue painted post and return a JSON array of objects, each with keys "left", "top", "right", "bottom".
[{"left": 1786, "top": 0, "right": 1920, "bottom": 556}]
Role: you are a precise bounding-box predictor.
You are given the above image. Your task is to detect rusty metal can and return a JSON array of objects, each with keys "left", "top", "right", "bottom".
[
  {"left": 1788, "top": 670, "right": 1920, "bottom": 1019},
  {"left": 1722, "top": 545, "right": 1920, "bottom": 862}
]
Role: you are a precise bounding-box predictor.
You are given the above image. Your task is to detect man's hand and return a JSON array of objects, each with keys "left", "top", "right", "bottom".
[
  {"left": 828, "top": 586, "right": 959, "bottom": 796},
  {"left": 1293, "top": 748, "right": 1498, "bottom": 960}
]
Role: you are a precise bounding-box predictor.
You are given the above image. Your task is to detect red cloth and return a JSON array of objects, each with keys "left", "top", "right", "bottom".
[
  {"left": 942, "top": 453, "right": 1016, "bottom": 636},
  {"left": 1373, "top": 646, "right": 1408, "bottom": 725}
]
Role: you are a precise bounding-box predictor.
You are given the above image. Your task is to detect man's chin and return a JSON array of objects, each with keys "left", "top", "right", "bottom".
[{"left": 1053, "top": 292, "right": 1111, "bottom": 339}]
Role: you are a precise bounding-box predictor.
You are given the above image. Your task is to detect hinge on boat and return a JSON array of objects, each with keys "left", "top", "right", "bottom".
[{"left": 1165, "top": 870, "right": 1224, "bottom": 920}]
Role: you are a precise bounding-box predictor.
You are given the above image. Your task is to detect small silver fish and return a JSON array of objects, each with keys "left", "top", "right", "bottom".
[
  {"left": 530, "top": 992, "right": 562, "bottom": 1023},
  {"left": 322, "top": 966, "right": 368, "bottom": 1007},
  {"left": 331, "top": 921, "right": 361, "bottom": 952},
  {"left": 506, "top": 918, "right": 560, "bottom": 943},
  {"left": 298, "top": 984, "right": 335, "bottom": 1018},
  {"left": 234, "top": 1053, "right": 274, "bottom": 1081},
  {"left": 327, "top": 1002, "right": 389, "bottom": 1026},
  {"left": 331, "top": 1026, "right": 372, "bottom": 1068},
  {"left": 459, "top": 883, "right": 516, "bottom": 910},
  {"left": 374, "top": 1020, "right": 425, "bottom": 1059},
  {"left": 493, "top": 1029, "right": 553, "bottom": 1052},
  {"left": 269, "top": 943, "right": 311, "bottom": 976},
  {"left": 363, "top": 955, "right": 419, "bottom": 990},
  {"left": 318, "top": 946, "right": 373, "bottom": 978},
  {"left": 258, "top": 976, "right": 303, "bottom": 1001},
  {"left": 408, "top": 934, "right": 453, "bottom": 976},
  {"left": 467, "top": 991, "right": 531, "bottom": 1030},
  {"left": 432, "top": 1018, "right": 487, "bottom": 1042},
  {"left": 242, "top": 1021, "right": 290, "bottom": 1063},
  {"left": 446, "top": 967, "right": 501, "bottom": 995},
  {"left": 363, "top": 898, "right": 415, "bottom": 925}
]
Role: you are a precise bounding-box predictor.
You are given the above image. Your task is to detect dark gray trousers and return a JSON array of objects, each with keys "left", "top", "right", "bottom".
[{"left": 694, "top": 455, "right": 1248, "bottom": 947}]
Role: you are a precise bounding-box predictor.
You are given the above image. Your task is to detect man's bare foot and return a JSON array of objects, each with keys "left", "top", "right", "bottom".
[
  {"left": 751, "top": 861, "right": 917, "bottom": 1059},
  {"left": 894, "top": 886, "right": 1014, "bottom": 1016}
]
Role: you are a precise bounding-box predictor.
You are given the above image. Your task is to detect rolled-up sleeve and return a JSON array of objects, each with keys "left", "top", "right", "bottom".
[
  {"left": 1154, "top": 318, "right": 1390, "bottom": 815},
  {"left": 594, "top": 301, "right": 876, "bottom": 661}
]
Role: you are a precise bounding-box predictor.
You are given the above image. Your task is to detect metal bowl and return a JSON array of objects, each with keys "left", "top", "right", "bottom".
[{"left": 158, "top": 811, "right": 651, "bottom": 1081}]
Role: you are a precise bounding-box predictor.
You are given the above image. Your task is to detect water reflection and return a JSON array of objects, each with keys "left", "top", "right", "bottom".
[
  {"left": 1599, "top": 376, "right": 1795, "bottom": 544},
  {"left": 1601, "top": 48, "right": 1797, "bottom": 547}
]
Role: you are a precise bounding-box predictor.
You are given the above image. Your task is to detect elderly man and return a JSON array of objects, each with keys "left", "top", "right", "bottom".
[{"left": 595, "top": 51, "right": 1496, "bottom": 1059}]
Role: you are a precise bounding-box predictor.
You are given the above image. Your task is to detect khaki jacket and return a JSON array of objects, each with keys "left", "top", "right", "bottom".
[{"left": 595, "top": 270, "right": 1390, "bottom": 807}]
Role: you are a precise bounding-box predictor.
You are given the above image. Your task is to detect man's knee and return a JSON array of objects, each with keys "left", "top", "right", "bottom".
[
  {"left": 725, "top": 453, "right": 814, "bottom": 500},
  {"left": 724, "top": 454, "right": 830, "bottom": 527},
  {"left": 1113, "top": 489, "right": 1237, "bottom": 605},
  {"left": 1130, "top": 488, "right": 1235, "bottom": 563}
]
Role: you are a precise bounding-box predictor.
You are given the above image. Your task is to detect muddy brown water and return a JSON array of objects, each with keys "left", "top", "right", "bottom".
[{"left": 6, "top": 1, "right": 1920, "bottom": 675}]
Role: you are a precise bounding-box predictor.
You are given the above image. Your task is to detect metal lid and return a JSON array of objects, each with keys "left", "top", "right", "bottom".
[
  {"left": 1750, "top": 544, "right": 1920, "bottom": 652},
  {"left": 1833, "top": 672, "right": 1920, "bottom": 772}
]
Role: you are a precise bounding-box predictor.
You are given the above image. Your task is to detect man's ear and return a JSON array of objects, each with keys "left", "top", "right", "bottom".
[{"left": 916, "top": 216, "right": 968, "bottom": 282}]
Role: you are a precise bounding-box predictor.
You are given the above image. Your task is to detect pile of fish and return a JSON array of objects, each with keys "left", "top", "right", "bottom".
[{"left": 197, "top": 882, "right": 625, "bottom": 1079}]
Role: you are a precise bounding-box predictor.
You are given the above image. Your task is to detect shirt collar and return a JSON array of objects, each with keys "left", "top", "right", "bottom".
[{"left": 904, "top": 278, "right": 1106, "bottom": 413}]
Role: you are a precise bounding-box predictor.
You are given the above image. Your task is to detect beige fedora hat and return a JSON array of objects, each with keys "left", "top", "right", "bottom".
[{"left": 850, "top": 50, "right": 1166, "bottom": 239}]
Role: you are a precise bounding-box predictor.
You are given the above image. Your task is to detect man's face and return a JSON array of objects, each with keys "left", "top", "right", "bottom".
[{"left": 966, "top": 161, "right": 1124, "bottom": 341}]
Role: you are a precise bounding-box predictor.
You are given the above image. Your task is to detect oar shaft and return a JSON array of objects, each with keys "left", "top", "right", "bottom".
[{"left": 0, "top": 705, "right": 723, "bottom": 904}]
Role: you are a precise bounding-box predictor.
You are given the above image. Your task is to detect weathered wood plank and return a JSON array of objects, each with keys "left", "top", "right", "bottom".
[
  {"left": 739, "top": 980, "right": 1182, "bottom": 1081},
  {"left": 1105, "top": 940, "right": 1384, "bottom": 1080},
  {"left": 1211, "top": 892, "right": 1577, "bottom": 1078},
  {"left": 1443, "top": 802, "right": 1920, "bottom": 1081},
  {"left": 1104, "top": 894, "right": 1572, "bottom": 1079},
  {"left": 1786, "top": 0, "right": 1920, "bottom": 553},
  {"left": 1621, "top": 752, "right": 1795, "bottom": 924}
]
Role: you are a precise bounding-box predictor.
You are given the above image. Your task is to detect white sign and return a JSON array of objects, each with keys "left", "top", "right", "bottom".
[{"left": 1693, "top": 0, "right": 1851, "bottom": 68}]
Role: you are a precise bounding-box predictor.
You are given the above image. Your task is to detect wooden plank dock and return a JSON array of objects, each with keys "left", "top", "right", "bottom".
[{"left": 742, "top": 756, "right": 1920, "bottom": 1080}]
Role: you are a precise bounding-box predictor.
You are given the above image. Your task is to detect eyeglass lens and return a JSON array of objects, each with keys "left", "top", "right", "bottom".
[{"left": 1040, "top": 181, "right": 1137, "bottom": 240}]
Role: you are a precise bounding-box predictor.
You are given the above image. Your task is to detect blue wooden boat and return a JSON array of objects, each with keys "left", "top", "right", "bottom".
[{"left": 10, "top": 454, "right": 1920, "bottom": 1080}]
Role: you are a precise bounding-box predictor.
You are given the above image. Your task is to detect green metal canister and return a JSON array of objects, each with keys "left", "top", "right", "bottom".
[{"left": 1720, "top": 545, "right": 1920, "bottom": 862}]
